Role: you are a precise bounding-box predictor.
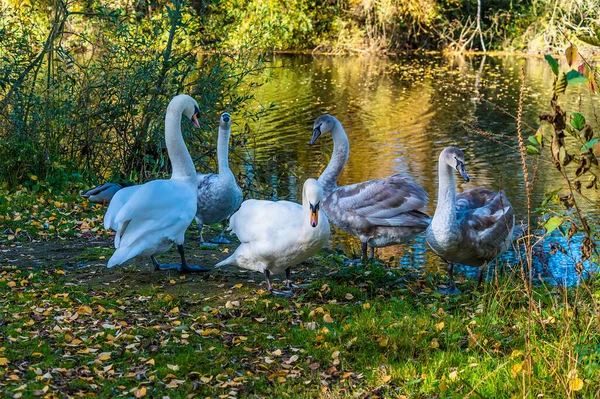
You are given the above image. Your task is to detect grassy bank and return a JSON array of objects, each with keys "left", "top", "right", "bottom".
[{"left": 1, "top": 193, "right": 599, "bottom": 398}]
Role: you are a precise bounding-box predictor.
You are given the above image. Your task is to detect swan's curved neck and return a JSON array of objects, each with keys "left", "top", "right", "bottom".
[
  {"left": 217, "top": 126, "right": 231, "bottom": 175},
  {"left": 318, "top": 121, "right": 349, "bottom": 197},
  {"left": 432, "top": 157, "right": 457, "bottom": 230},
  {"left": 165, "top": 108, "right": 196, "bottom": 181}
]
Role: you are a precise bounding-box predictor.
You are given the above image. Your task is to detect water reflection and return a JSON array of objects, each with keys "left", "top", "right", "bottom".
[{"left": 232, "top": 54, "right": 599, "bottom": 284}]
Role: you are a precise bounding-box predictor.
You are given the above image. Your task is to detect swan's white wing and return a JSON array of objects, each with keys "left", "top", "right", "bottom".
[
  {"left": 229, "top": 199, "right": 302, "bottom": 243},
  {"left": 114, "top": 180, "right": 195, "bottom": 226},
  {"left": 104, "top": 185, "right": 141, "bottom": 230},
  {"left": 325, "top": 174, "right": 428, "bottom": 222}
]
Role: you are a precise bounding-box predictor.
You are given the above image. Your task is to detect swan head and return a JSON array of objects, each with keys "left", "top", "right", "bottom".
[
  {"left": 310, "top": 114, "right": 338, "bottom": 145},
  {"left": 220, "top": 112, "right": 232, "bottom": 129},
  {"left": 303, "top": 178, "right": 324, "bottom": 228},
  {"left": 441, "top": 146, "right": 470, "bottom": 182},
  {"left": 169, "top": 94, "right": 201, "bottom": 128}
]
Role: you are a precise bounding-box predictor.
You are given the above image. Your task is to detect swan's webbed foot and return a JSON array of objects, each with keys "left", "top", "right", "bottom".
[
  {"left": 438, "top": 262, "right": 461, "bottom": 294},
  {"left": 151, "top": 256, "right": 180, "bottom": 271},
  {"left": 265, "top": 269, "right": 294, "bottom": 297},
  {"left": 270, "top": 289, "right": 295, "bottom": 297},
  {"left": 198, "top": 224, "right": 218, "bottom": 247},
  {"left": 180, "top": 264, "right": 211, "bottom": 273},
  {"left": 209, "top": 234, "right": 231, "bottom": 245},
  {"left": 283, "top": 268, "right": 309, "bottom": 290},
  {"left": 178, "top": 245, "right": 211, "bottom": 273},
  {"left": 437, "top": 285, "right": 461, "bottom": 295}
]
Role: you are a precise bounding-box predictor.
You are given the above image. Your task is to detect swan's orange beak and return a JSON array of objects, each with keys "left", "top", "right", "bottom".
[
  {"left": 191, "top": 113, "right": 200, "bottom": 129},
  {"left": 309, "top": 202, "right": 320, "bottom": 228},
  {"left": 310, "top": 209, "right": 318, "bottom": 228}
]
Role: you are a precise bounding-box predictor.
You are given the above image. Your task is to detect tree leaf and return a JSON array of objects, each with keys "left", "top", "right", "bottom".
[
  {"left": 526, "top": 145, "right": 540, "bottom": 155},
  {"left": 528, "top": 136, "right": 539, "bottom": 146},
  {"left": 544, "top": 216, "right": 563, "bottom": 235},
  {"left": 565, "top": 44, "right": 578, "bottom": 66},
  {"left": 571, "top": 113, "right": 585, "bottom": 130},
  {"left": 555, "top": 73, "right": 568, "bottom": 95},
  {"left": 581, "top": 138, "right": 600, "bottom": 152},
  {"left": 577, "top": 33, "right": 600, "bottom": 47},
  {"left": 566, "top": 70, "right": 588, "bottom": 85},
  {"left": 534, "top": 129, "right": 544, "bottom": 148},
  {"left": 545, "top": 54, "right": 559, "bottom": 76}
]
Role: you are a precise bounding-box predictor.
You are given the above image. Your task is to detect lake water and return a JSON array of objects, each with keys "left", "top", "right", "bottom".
[{"left": 229, "top": 54, "right": 600, "bottom": 286}]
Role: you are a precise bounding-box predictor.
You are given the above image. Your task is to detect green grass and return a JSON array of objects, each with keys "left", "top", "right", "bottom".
[
  {"left": 1, "top": 187, "right": 599, "bottom": 397},
  {"left": 1, "top": 258, "right": 599, "bottom": 398}
]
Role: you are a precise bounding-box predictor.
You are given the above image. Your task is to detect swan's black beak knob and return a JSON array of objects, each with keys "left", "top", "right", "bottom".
[
  {"left": 310, "top": 126, "right": 322, "bottom": 145},
  {"left": 457, "top": 163, "right": 470, "bottom": 182}
]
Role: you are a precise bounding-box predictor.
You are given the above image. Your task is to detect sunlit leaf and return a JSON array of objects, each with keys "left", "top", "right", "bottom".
[
  {"left": 566, "top": 70, "right": 588, "bottom": 85},
  {"left": 577, "top": 32, "right": 600, "bottom": 47},
  {"left": 544, "top": 216, "right": 563, "bottom": 235},
  {"left": 528, "top": 136, "right": 539, "bottom": 146},
  {"left": 565, "top": 44, "right": 577, "bottom": 66},
  {"left": 526, "top": 145, "right": 539, "bottom": 155},
  {"left": 555, "top": 73, "right": 567, "bottom": 95},
  {"left": 545, "top": 54, "right": 559, "bottom": 76},
  {"left": 571, "top": 113, "right": 585, "bottom": 131},
  {"left": 581, "top": 138, "right": 600, "bottom": 152}
]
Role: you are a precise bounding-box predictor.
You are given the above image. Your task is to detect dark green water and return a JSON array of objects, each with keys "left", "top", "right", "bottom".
[{"left": 231, "top": 54, "right": 600, "bottom": 285}]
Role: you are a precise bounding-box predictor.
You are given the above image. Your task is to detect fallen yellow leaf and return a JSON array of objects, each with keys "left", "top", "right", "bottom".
[
  {"left": 169, "top": 307, "right": 179, "bottom": 314},
  {"left": 133, "top": 386, "right": 147, "bottom": 397},
  {"left": 569, "top": 377, "right": 584, "bottom": 391},
  {"left": 0, "top": 357, "right": 9, "bottom": 366},
  {"left": 323, "top": 314, "right": 334, "bottom": 323},
  {"left": 382, "top": 375, "right": 392, "bottom": 383},
  {"left": 435, "top": 321, "right": 444, "bottom": 331}
]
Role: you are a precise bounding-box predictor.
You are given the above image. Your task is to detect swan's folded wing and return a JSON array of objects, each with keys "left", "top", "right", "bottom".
[
  {"left": 366, "top": 210, "right": 431, "bottom": 228},
  {"left": 114, "top": 180, "right": 195, "bottom": 226},
  {"left": 460, "top": 190, "right": 515, "bottom": 244},
  {"left": 327, "top": 174, "right": 428, "bottom": 220},
  {"left": 456, "top": 187, "right": 496, "bottom": 212},
  {"left": 82, "top": 183, "right": 110, "bottom": 198},
  {"left": 104, "top": 185, "right": 140, "bottom": 230},
  {"left": 229, "top": 199, "right": 301, "bottom": 243},
  {"left": 117, "top": 206, "right": 191, "bottom": 249}
]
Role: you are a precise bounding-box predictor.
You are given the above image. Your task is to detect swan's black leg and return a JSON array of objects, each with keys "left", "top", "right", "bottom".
[
  {"left": 265, "top": 269, "right": 293, "bottom": 297},
  {"left": 438, "top": 262, "right": 461, "bottom": 295},
  {"left": 369, "top": 246, "right": 375, "bottom": 260},
  {"left": 361, "top": 242, "right": 368, "bottom": 264},
  {"left": 197, "top": 219, "right": 217, "bottom": 247},
  {"left": 476, "top": 264, "right": 486, "bottom": 287},
  {"left": 210, "top": 220, "right": 231, "bottom": 245},
  {"left": 285, "top": 268, "right": 292, "bottom": 289},
  {"left": 151, "top": 255, "right": 180, "bottom": 271},
  {"left": 178, "top": 245, "right": 211, "bottom": 273}
]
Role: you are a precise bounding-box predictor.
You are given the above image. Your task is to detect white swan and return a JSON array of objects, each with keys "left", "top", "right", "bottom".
[
  {"left": 81, "top": 183, "right": 122, "bottom": 204},
  {"left": 195, "top": 112, "right": 242, "bottom": 245},
  {"left": 310, "top": 114, "right": 430, "bottom": 263},
  {"left": 103, "top": 94, "right": 209, "bottom": 273},
  {"left": 426, "top": 146, "right": 515, "bottom": 293},
  {"left": 215, "top": 178, "right": 330, "bottom": 297}
]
